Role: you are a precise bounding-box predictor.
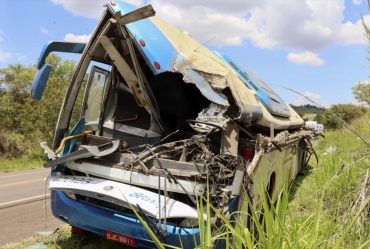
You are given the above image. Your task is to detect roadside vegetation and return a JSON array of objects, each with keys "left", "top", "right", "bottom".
[
  {"left": 0, "top": 54, "right": 80, "bottom": 172},
  {"left": 3, "top": 112, "right": 370, "bottom": 249},
  {"left": 0, "top": 157, "right": 44, "bottom": 173}
]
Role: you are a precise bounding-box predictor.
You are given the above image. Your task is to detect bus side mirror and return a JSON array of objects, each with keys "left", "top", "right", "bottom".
[{"left": 31, "top": 63, "right": 52, "bottom": 100}]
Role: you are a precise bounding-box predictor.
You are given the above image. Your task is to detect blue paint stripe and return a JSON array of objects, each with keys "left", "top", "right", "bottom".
[{"left": 213, "top": 51, "right": 291, "bottom": 117}]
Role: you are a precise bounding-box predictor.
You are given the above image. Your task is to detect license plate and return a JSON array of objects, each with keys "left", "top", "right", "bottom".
[{"left": 105, "top": 230, "right": 137, "bottom": 246}]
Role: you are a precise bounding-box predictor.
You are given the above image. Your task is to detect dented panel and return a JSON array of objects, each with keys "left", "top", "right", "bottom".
[
  {"left": 173, "top": 54, "right": 229, "bottom": 106},
  {"left": 150, "top": 16, "right": 264, "bottom": 123}
]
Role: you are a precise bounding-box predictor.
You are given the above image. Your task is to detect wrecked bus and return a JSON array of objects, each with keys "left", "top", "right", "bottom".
[{"left": 31, "top": 1, "right": 318, "bottom": 248}]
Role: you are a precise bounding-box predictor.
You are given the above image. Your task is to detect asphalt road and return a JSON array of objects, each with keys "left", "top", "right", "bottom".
[
  {"left": 0, "top": 168, "right": 63, "bottom": 247},
  {"left": 0, "top": 168, "right": 51, "bottom": 206}
]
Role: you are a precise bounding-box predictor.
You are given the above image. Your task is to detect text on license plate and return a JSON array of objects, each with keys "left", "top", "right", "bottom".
[{"left": 105, "top": 230, "right": 137, "bottom": 246}]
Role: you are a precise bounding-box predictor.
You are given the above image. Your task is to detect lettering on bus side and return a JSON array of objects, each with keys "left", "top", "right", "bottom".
[
  {"left": 129, "top": 193, "right": 161, "bottom": 208},
  {"left": 52, "top": 177, "right": 93, "bottom": 184}
]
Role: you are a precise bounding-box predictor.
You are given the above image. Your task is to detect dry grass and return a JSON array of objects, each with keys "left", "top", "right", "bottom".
[{"left": 1, "top": 225, "right": 131, "bottom": 249}]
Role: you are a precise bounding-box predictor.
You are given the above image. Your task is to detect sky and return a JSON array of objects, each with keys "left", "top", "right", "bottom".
[{"left": 0, "top": 0, "right": 369, "bottom": 107}]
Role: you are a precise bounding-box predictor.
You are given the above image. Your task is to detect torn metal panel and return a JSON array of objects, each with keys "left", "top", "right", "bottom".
[
  {"left": 172, "top": 53, "right": 262, "bottom": 124},
  {"left": 196, "top": 70, "right": 228, "bottom": 92},
  {"left": 223, "top": 70, "right": 263, "bottom": 123},
  {"left": 255, "top": 129, "right": 319, "bottom": 153},
  {"left": 196, "top": 103, "right": 230, "bottom": 129},
  {"left": 173, "top": 54, "right": 229, "bottom": 106},
  {"left": 43, "top": 139, "right": 120, "bottom": 168},
  {"left": 149, "top": 17, "right": 263, "bottom": 123}
]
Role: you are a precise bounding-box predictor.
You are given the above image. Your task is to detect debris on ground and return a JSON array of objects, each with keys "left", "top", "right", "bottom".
[
  {"left": 321, "top": 146, "right": 337, "bottom": 156},
  {"left": 24, "top": 243, "right": 49, "bottom": 249},
  {"left": 36, "top": 228, "right": 60, "bottom": 237}
]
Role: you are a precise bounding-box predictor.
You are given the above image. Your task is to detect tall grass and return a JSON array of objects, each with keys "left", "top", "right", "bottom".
[{"left": 136, "top": 114, "right": 370, "bottom": 249}]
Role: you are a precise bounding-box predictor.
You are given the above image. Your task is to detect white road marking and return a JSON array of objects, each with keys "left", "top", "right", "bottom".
[
  {"left": 0, "top": 178, "right": 45, "bottom": 188},
  {"left": 0, "top": 169, "right": 49, "bottom": 179},
  {"left": 0, "top": 194, "right": 51, "bottom": 209}
]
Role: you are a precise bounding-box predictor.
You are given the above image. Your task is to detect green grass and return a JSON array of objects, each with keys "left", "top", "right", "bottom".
[
  {"left": 287, "top": 114, "right": 370, "bottom": 248},
  {"left": 0, "top": 156, "right": 44, "bottom": 173}
]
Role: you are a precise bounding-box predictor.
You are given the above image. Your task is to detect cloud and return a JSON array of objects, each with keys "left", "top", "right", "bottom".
[
  {"left": 338, "top": 15, "right": 370, "bottom": 45},
  {"left": 0, "top": 37, "right": 3, "bottom": 42},
  {"left": 50, "top": 0, "right": 142, "bottom": 18},
  {"left": 18, "top": 55, "right": 26, "bottom": 60},
  {"left": 0, "top": 30, "right": 3, "bottom": 35},
  {"left": 40, "top": 27, "right": 49, "bottom": 35},
  {"left": 320, "top": 101, "right": 331, "bottom": 108},
  {"left": 287, "top": 51, "right": 324, "bottom": 66},
  {"left": 349, "top": 99, "right": 366, "bottom": 106},
  {"left": 15, "top": 53, "right": 26, "bottom": 60},
  {"left": 293, "top": 98, "right": 305, "bottom": 106},
  {"left": 149, "top": 0, "right": 370, "bottom": 51},
  {"left": 353, "top": 0, "right": 362, "bottom": 4},
  {"left": 0, "top": 47, "right": 11, "bottom": 62},
  {"left": 304, "top": 91, "right": 321, "bottom": 99},
  {"left": 49, "top": 0, "right": 370, "bottom": 54},
  {"left": 63, "top": 33, "right": 91, "bottom": 42},
  {"left": 293, "top": 90, "right": 329, "bottom": 107}
]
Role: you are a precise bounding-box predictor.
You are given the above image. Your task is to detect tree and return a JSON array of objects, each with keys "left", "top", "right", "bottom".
[
  {"left": 351, "top": 82, "right": 370, "bottom": 107},
  {"left": 0, "top": 54, "right": 76, "bottom": 158},
  {"left": 353, "top": 9, "right": 370, "bottom": 107},
  {"left": 320, "top": 104, "right": 368, "bottom": 129}
]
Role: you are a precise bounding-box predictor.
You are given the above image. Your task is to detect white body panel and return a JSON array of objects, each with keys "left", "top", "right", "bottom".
[{"left": 49, "top": 176, "right": 202, "bottom": 220}]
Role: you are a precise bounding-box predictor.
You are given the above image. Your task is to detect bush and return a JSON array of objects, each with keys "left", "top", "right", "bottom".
[
  {"left": 0, "top": 132, "right": 27, "bottom": 159},
  {"left": 0, "top": 54, "right": 75, "bottom": 159},
  {"left": 319, "top": 104, "right": 368, "bottom": 129}
]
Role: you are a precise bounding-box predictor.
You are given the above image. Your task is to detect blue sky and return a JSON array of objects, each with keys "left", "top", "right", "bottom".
[{"left": 0, "top": 0, "right": 369, "bottom": 107}]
